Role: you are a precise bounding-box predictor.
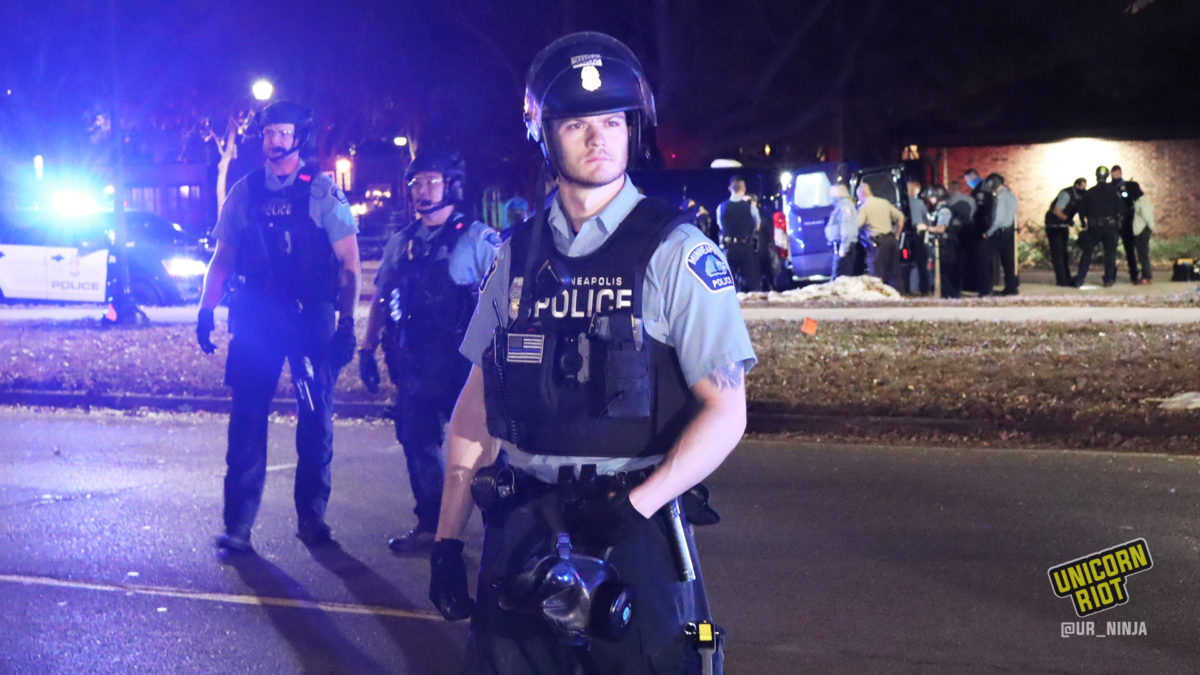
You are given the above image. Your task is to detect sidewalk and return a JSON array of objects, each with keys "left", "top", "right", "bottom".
[{"left": 2, "top": 269, "right": 1197, "bottom": 324}]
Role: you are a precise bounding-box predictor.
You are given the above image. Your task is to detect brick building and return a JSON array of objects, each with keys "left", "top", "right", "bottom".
[{"left": 924, "top": 137, "right": 1200, "bottom": 240}]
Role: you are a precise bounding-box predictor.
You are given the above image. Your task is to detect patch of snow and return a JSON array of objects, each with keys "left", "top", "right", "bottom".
[{"left": 740, "top": 276, "right": 904, "bottom": 303}]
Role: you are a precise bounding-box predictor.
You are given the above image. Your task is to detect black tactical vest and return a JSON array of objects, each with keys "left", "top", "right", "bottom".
[
  {"left": 1084, "top": 183, "right": 1124, "bottom": 228},
  {"left": 483, "top": 198, "right": 698, "bottom": 458},
  {"left": 1045, "top": 187, "right": 1081, "bottom": 227},
  {"left": 237, "top": 167, "right": 339, "bottom": 305},
  {"left": 971, "top": 185, "right": 994, "bottom": 232},
  {"left": 379, "top": 215, "right": 477, "bottom": 349},
  {"left": 720, "top": 199, "right": 756, "bottom": 241}
]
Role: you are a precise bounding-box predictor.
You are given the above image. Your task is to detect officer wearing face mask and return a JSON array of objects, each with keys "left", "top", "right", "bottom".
[
  {"left": 428, "top": 32, "right": 755, "bottom": 674},
  {"left": 359, "top": 150, "right": 499, "bottom": 553},
  {"left": 196, "top": 100, "right": 361, "bottom": 554},
  {"left": 962, "top": 168, "right": 990, "bottom": 294}
]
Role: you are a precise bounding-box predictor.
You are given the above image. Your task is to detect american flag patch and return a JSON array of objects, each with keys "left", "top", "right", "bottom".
[{"left": 507, "top": 333, "right": 545, "bottom": 364}]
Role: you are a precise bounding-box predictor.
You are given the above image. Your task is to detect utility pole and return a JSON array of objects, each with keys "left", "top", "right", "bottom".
[{"left": 102, "top": 0, "right": 147, "bottom": 326}]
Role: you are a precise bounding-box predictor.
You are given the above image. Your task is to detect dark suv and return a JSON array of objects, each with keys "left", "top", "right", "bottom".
[{"left": 0, "top": 209, "right": 209, "bottom": 305}]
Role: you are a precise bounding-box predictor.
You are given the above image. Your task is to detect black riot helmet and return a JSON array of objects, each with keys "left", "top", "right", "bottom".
[
  {"left": 524, "top": 32, "right": 657, "bottom": 175},
  {"left": 258, "top": 100, "right": 316, "bottom": 158},
  {"left": 924, "top": 185, "right": 948, "bottom": 204},
  {"left": 405, "top": 150, "right": 466, "bottom": 214},
  {"left": 1095, "top": 165, "right": 1110, "bottom": 182}
]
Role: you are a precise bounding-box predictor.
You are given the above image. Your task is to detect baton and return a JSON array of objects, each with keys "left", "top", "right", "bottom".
[{"left": 667, "top": 497, "right": 695, "bottom": 582}]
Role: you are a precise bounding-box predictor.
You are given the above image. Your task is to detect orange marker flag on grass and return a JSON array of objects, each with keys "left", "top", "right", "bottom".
[{"left": 801, "top": 317, "right": 818, "bottom": 335}]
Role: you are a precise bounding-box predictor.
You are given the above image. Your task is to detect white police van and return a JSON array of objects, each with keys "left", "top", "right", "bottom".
[{"left": 0, "top": 210, "right": 208, "bottom": 305}]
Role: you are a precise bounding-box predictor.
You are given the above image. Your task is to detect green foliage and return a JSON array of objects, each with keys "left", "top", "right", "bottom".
[{"left": 1150, "top": 234, "right": 1200, "bottom": 262}]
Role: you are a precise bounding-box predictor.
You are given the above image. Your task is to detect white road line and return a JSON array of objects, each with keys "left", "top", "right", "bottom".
[
  {"left": 0, "top": 573, "right": 441, "bottom": 621},
  {"left": 266, "top": 463, "right": 297, "bottom": 472}
]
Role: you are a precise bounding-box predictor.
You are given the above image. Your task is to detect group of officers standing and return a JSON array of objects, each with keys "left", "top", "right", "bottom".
[
  {"left": 195, "top": 31, "right": 752, "bottom": 674},
  {"left": 1044, "top": 164, "right": 1155, "bottom": 288},
  {"left": 824, "top": 168, "right": 1020, "bottom": 297},
  {"left": 823, "top": 162, "right": 1155, "bottom": 298}
]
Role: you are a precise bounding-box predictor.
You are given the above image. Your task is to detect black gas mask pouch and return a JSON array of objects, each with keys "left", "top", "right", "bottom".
[
  {"left": 494, "top": 475, "right": 636, "bottom": 646},
  {"left": 498, "top": 531, "right": 635, "bottom": 647}
]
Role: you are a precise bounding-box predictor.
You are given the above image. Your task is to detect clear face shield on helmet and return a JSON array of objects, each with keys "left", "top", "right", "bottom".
[{"left": 523, "top": 32, "right": 657, "bottom": 175}]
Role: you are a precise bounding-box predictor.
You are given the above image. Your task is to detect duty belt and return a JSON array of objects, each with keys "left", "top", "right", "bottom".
[{"left": 470, "top": 461, "right": 657, "bottom": 514}]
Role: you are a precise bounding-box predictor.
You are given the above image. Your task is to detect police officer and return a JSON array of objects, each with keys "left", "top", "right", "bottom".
[
  {"left": 1074, "top": 166, "right": 1123, "bottom": 287},
  {"left": 428, "top": 32, "right": 756, "bottom": 674},
  {"left": 979, "top": 172, "right": 1019, "bottom": 295},
  {"left": 926, "top": 183, "right": 973, "bottom": 298},
  {"left": 716, "top": 176, "right": 762, "bottom": 292},
  {"left": 963, "top": 168, "right": 990, "bottom": 294},
  {"left": 825, "top": 182, "right": 859, "bottom": 280},
  {"left": 903, "top": 179, "right": 931, "bottom": 295},
  {"left": 1111, "top": 165, "right": 1145, "bottom": 283},
  {"left": 358, "top": 151, "right": 499, "bottom": 553},
  {"left": 856, "top": 181, "right": 906, "bottom": 290},
  {"left": 196, "top": 101, "right": 361, "bottom": 553},
  {"left": 1045, "top": 177, "right": 1087, "bottom": 286}
]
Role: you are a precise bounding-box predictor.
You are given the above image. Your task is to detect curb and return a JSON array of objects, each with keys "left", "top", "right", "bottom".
[
  {"left": 747, "top": 409, "right": 1195, "bottom": 441},
  {"left": 0, "top": 390, "right": 393, "bottom": 419},
  {"left": 1, "top": 390, "right": 1191, "bottom": 443}
]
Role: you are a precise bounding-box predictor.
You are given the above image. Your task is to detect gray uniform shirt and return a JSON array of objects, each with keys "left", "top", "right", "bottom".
[
  {"left": 908, "top": 194, "right": 929, "bottom": 228},
  {"left": 212, "top": 161, "right": 358, "bottom": 245},
  {"left": 375, "top": 218, "right": 499, "bottom": 290},
  {"left": 825, "top": 197, "right": 859, "bottom": 245},
  {"left": 987, "top": 186, "right": 1018, "bottom": 236},
  {"left": 460, "top": 177, "right": 758, "bottom": 481}
]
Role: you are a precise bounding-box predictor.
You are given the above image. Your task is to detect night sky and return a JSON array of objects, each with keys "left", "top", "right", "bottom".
[{"left": 2, "top": 0, "right": 1197, "bottom": 188}]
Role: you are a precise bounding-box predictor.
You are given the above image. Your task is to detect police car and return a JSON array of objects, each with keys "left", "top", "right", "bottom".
[{"left": 0, "top": 209, "right": 209, "bottom": 305}]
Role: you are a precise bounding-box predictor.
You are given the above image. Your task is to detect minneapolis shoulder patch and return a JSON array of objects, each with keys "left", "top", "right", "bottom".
[{"left": 685, "top": 242, "right": 735, "bottom": 292}]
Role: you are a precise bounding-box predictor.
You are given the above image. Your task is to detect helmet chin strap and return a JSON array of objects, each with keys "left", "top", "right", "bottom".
[
  {"left": 416, "top": 199, "right": 452, "bottom": 215},
  {"left": 268, "top": 143, "right": 301, "bottom": 161}
]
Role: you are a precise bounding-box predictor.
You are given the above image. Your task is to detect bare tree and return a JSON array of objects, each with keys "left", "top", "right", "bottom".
[{"left": 197, "top": 112, "right": 252, "bottom": 216}]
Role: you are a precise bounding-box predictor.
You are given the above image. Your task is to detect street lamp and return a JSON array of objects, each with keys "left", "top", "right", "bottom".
[
  {"left": 335, "top": 157, "right": 352, "bottom": 192},
  {"left": 251, "top": 79, "right": 274, "bottom": 102}
]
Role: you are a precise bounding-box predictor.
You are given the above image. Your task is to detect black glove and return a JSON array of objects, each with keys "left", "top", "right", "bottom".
[
  {"left": 359, "top": 349, "right": 381, "bottom": 392},
  {"left": 196, "top": 308, "right": 216, "bottom": 354},
  {"left": 578, "top": 488, "right": 644, "bottom": 546},
  {"left": 429, "top": 539, "right": 474, "bottom": 621},
  {"left": 330, "top": 320, "right": 356, "bottom": 369}
]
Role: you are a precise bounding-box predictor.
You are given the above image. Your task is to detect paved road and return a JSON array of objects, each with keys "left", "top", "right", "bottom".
[{"left": 2, "top": 408, "right": 1197, "bottom": 673}]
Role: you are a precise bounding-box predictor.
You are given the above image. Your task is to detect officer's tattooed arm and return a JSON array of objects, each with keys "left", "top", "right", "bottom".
[
  {"left": 629, "top": 360, "right": 748, "bottom": 518},
  {"left": 708, "top": 362, "right": 745, "bottom": 391}
]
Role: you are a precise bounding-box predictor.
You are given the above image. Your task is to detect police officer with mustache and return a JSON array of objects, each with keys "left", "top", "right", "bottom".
[{"left": 196, "top": 101, "right": 361, "bottom": 553}]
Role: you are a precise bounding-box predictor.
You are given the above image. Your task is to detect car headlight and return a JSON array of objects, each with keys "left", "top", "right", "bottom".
[{"left": 163, "top": 257, "right": 208, "bottom": 278}]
